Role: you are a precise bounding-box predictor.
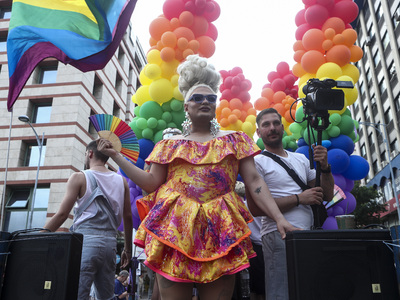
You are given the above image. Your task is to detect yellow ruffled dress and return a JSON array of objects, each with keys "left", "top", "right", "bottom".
[{"left": 135, "top": 132, "right": 260, "bottom": 283}]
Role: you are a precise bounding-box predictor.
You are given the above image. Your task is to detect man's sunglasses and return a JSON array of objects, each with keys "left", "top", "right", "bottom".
[{"left": 188, "top": 94, "right": 218, "bottom": 103}]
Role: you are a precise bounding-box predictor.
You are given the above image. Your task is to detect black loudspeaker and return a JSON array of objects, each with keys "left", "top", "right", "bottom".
[
  {"left": 1, "top": 232, "right": 83, "bottom": 300},
  {"left": 286, "top": 230, "right": 400, "bottom": 300}
]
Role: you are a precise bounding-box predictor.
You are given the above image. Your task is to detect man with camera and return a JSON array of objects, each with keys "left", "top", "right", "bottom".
[{"left": 246, "top": 108, "right": 334, "bottom": 299}]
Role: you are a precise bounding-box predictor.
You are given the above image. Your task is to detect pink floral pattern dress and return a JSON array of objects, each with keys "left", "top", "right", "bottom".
[{"left": 134, "top": 132, "right": 260, "bottom": 283}]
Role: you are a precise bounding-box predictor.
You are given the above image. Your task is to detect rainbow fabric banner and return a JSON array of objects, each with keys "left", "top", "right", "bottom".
[{"left": 6, "top": 0, "right": 137, "bottom": 111}]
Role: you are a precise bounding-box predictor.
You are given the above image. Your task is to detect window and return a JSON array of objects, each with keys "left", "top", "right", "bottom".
[
  {"left": 115, "top": 72, "right": 123, "bottom": 96},
  {"left": 0, "top": 7, "right": 11, "bottom": 19},
  {"left": 38, "top": 66, "right": 57, "bottom": 84},
  {"left": 373, "top": 50, "right": 381, "bottom": 67},
  {"left": 383, "top": 178, "right": 394, "bottom": 202},
  {"left": 24, "top": 140, "right": 46, "bottom": 167},
  {"left": 4, "top": 186, "right": 50, "bottom": 232},
  {"left": 382, "top": 31, "right": 390, "bottom": 49},
  {"left": 361, "top": 144, "right": 366, "bottom": 156},
  {"left": 384, "top": 108, "right": 390, "bottom": 124},
  {"left": 93, "top": 74, "right": 103, "bottom": 103},
  {"left": 32, "top": 103, "right": 52, "bottom": 123},
  {"left": 0, "top": 37, "right": 6, "bottom": 52},
  {"left": 113, "top": 102, "right": 120, "bottom": 118},
  {"left": 378, "top": 79, "right": 386, "bottom": 95},
  {"left": 89, "top": 110, "right": 97, "bottom": 136}
]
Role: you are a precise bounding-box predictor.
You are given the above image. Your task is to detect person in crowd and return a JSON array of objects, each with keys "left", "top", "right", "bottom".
[
  {"left": 43, "top": 140, "right": 133, "bottom": 300},
  {"left": 115, "top": 270, "right": 130, "bottom": 300},
  {"left": 246, "top": 108, "right": 334, "bottom": 299},
  {"left": 97, "top": 55, "right": 298, "bottom": 300}
]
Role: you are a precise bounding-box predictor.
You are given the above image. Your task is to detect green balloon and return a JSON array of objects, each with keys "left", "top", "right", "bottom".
[
  {"left": 171, "top": 111, "right": 185, "bottom": 127},
  {"left": 167, "top": 122, "right": 177, "bottom": 128},
  {"left": 289, "top": 122, "right": 302, "bottom": 134},
  {"left": 154, "top": 130, "right": 164, "bottom": 143},
  {"left": 162, "top": 101, "right": 172, "bottom": 112},
  {"left": 147, "top": 117, "right": 158, "bottom": 129},
  {"left": 295, "top": 108, "right": 306, "bottom": 127},
  {"left": 342, "top": 108, "right": 352, "bottom": 117},
  {"left": 162, "top": 111, "right": 173, "bottom": 123},
  {"left": 282, "top": 139, "right": 287, "bottom": 148},
  {"left": 338, "top": 115, "right": 355, "bottom": 135},
  {"left": 134, "top": 105, "right": 141, "bottom": 117},
  {"left": 129, "top": 120, "right": 143, "bottom": 139},
  {"left": 156, "top": 119, "right": 167, "bottom": 131},
  {"left": 140, "top": 101, "right": 163, "bottom": 119},
  {"left": 136, "top": 117, "right": 148, "bottom": 130},
  {"left": 303, "top": 128, "right": 317, "bottom": 145},
  {"left": 288, "top": 141, "right": 297, "bottom": 150},
  {"left": 256, "top": 138, "right": 265, "bottom": 150},
  {"left": 327, "top": 125, "right": 340, "bottom": 137},
  {"left": 329, "top": 113, "right": 341, "bottom": 126},
  {"left": 348, "top": 131, "right": 356, "bottom": 141},
  {"left": 142, "top": 128, "right": 154, "bottom": 140},
  {"left": 170, "top": 99, "right": 183, "bottom": 112}
]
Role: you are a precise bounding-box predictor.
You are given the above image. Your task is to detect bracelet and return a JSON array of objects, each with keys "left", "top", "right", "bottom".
[{"left": 295, "top": 194, "right": 300, "bottom": 206}]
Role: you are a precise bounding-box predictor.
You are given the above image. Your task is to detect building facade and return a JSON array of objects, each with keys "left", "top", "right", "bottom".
[
  {"left": 352, "top": 0, "right": 400, "bottom": 225},
  {"left": 0, "top": 0, "right": 146, "bottom": 232}
]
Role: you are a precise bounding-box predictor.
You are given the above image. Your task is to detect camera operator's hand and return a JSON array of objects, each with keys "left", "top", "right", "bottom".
[
  {"left": 312, "top": 144, "right": 329, "bottom": 170},
  {"left": 299, "top": 187, "right": 324, "bottom": 205}
]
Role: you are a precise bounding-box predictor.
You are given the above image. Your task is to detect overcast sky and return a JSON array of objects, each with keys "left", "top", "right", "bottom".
[{"left": 130, "top": 0, "right": 305, "bottom": 102}]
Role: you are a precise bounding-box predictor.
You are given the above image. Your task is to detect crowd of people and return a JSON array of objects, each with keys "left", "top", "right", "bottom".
[{"left": 43, "top": 54, "right": 333, "bottom": 300}]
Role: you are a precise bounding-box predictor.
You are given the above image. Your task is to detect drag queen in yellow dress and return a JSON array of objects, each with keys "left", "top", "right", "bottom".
[{"left": 98, "top": 55, "right": 298, "bottom": 300}]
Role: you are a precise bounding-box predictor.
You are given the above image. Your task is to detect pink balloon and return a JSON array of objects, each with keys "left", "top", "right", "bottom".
[
  {"left": 283, "top": 74, "right": 296, "bottom": 88},
  {"left": 271, "top": 78, "right": 286, "bottom": 92},
  {"left": 231, "top": 67, "right": 243, "bottom": 76},
  {"left": 220, "top": 70, "right": 229, "bottom": 78},
  {"left": 303, "top": 0, "right": 317, "bottom": 5},
  {"left": 206, "top": 22, "right": 218, "bottom": 41},
  {"left": 238, "top": 91, "right": 251, "bottom": 102},
  {"left": 163, "top": 0, "right": 185, "bottom": 20},
  {"left": 221, "top": 89, "right": 233, "bottom": 100},
  {"left": 305, "top": 4, "right": 330, "bottom": 28},
  {"left": 232, "top": 76, "right": 241, "bottom": 86},
  {"left": 295, "top": 23, "right": 312, "bottom": 41},
  {"left": 295, "top": 9, "right": 306, "bottom": 26},
  {"left": 231, "top": 85, "right": 241, "bottom": 96},
  {"left": 203, "top": 0, "right": 220, "bottom": 22},
  {"left": 267, "top": 71, "right": 280, "bottom": 83},
  {"left": 277, "top": 62, "right": 290, "bottom": 77},
  {"left": 332, "top": 1, "right": 359, "bottom": 24},
  {"left": 224, "top": 76, "right": 233, "bottom": 88}
]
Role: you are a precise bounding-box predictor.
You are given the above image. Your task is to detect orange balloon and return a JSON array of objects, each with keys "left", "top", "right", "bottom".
[
  {"left": 156, "top": 41, "right": 163, "bottom": 51},
  {"left": 332, "top": 34, "right": 345, "bottom": 45},
  {"left": 254, "top": 97, "right": 270, "bottom": 111},
  {"left": 242, "top": 101, "right": 253, "bottom": 112},
  {"left": 324, "top": 28, "right": 336, "bottom": 40},
  {"left": 230, "top": 98, "right": 243, "bottom": 110},
  {"left": 160, "top": 47, "right": 175, "bottom": 62},
  {"left": 150, "top": 17, "right": 171, "bottom": 40},
  {"left": 188, "top": 40, "right": 200, "bottom": 52},
  {"left": 190, "top": 15, "right": 209, "bottom": 37},
  {"left": 301, "top": 50, "right": 326, "bottom": 74},
  {"left": 322, "top": 17, "right": 345, "bottom": 34},
  {"left": 150, "top": 37, "right": 157, "bottom": 47},
  {"left": 302, "top": 29, "right": 325, "bottom": 52},
  {"left": 349, "top": 45, "right": 363, "bottom": 62},
  {"left": 273, "top": 103, "right": 285, "bottom": 116},
  {"left": 197, "top": 36, "right": 215, "bottom": 57},
  {"left": 175, "top": 48, "right": 184, "bottom": 61},
  {"left": 216, "top": 106, "right": 222, "bottom": 117},
  {"left": 228, "top": 114, "right": 238, "bottom": 124},
  {"left": 220, "top": 118, "right": 229, "bottom": 128},
  {"left": 182, "top": 48, "right": 195, "bottom": 59},
  {"left": 170, "top": 18, "right": 181, "bottom": 30},
  {"left": 221, "top": 107, "right": 232, "bottom": 118},
  {"left": 293, "top": 40, "right": 305, "bottom": 52},
  {"left": 177, "top": 37, "right": 189, "bottom": 50},
  {"left": 294, "top": 50, "right": 305, "bottom": 63},
  {"left": 292, "top": 63, "right": 306, "bottom": 78},
  {"left": 247, "top": 107, "right": 257, "bottom": 116},
  {"left": 322, "top": 39, "right": 333, "bottom": 51},
  {"left": 219, "top": 99, "right": 230, "bottom": 108},
  {"left": 261, "top": 87, "right": 274, "bottom": 101},
  {"left": 232, "top": 109, "right": 242, "bottom": 118},
  {"left": 326, "top": 45, "right": 351, "bottom": 67},
  {"left": 179, "top": 11, "right": 194, "bottom": 27},
  {"left": 273, "top": 91, "right": 286, "bottom": 104},
  {"left": 240, "top": 112, "right": 247, "bottom": 122},
  {"left": 173, "top": 26, "right": 195, "bottom": 41},
  {"left": 284, "top": 110, "right": 297, "bottom": 123},
  {"left": 342, "top": 29, "right": 358, "bottom": 47},
  {"left": 161, "top": 31, "right": 177, "bottom": 48}
]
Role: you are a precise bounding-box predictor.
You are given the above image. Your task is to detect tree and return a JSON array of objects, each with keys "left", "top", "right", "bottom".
[{"left": 351, "top": 181, "right": 388, "bottom": 227}]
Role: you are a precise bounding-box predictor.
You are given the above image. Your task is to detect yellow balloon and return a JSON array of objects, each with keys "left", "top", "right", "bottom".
[
  {"left": 171, "top": 74, "right": 179, "bottom": 87},
  {"left": 242, "top": 121, "right": 253, "bottom": 137},
  {"left": 161, "top": 59, "right": 180, "bottom": 79},
  {"left": 298, "top": 73, "right": 316, "bottom": 88},
  {"left": 344, "top": 87, "right": 359, "bottom": 106},
  {"left": 149, "top": 78, "right": 173, "bottom": 104},
  {"left": 145, "top": 64, "right": 162, "bottom": 80},
  {"left": 147, "top": 49, "right": 162, "bottom": 65},
  {"left": 316, "top": 62, "right": 343, "bottom": 80},
  {"left": 342, "top": 64, "right": 360, "bottom": 83},
  {"left": 245, "top": 114, "right": 256, "bottom": 125},
  {"left": 139, "top": 69, "right": 152, "bottom": 86},
  {"left": 135, "top": 85, "right": 151, "bottom": 106},
  {"left": 173, "top": 86, "right": 184, "bottom": 100},
  {"left": 132, "top": 94, "right": 137, "bottom": 104},
  {"left": 298, "top": 82, "right": 307, "bottom": 98}
]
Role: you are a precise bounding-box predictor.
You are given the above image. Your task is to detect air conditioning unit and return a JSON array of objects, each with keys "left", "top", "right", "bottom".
[
  {"left": 396, "top": 11, "right": 400, "bottom": 22},
  {"left": 392, "top": 150, "right": 399, "bottom": 157},
  {"left": 366, "top": 37, "right": 372, "bottom": 46}
]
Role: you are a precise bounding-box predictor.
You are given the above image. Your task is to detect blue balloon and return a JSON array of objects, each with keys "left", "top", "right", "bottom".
[
  {"left": 138, "top": 138, "right": 155, "bottom": 160},
  {"left": 297, "top": 138, "right": 307, "bottom": 147},
  {"left": 237, "top": 174, "right": 244, "bottom": 182},
  {"left": 341, "top": 155, "right": 370, "bottom": 180},
  {"left": 118, "top": 157, "right": 134, "bottom": 178},
  {"left": 295, "top": 145, "right": 311, "bottom": 160},
  {"left": 328, "top": 148, "right": 350, "bottom": 174},
  {"left": 135, "top": 157, "right": 145, "bottom": 170},
  {"left": 321, "top": 140, "right": 332, "bottom": 149},
  {"left": 329, "top": 135, "right": 355, "bottom": 155}
]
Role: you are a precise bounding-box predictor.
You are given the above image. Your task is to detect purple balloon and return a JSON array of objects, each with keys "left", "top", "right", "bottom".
[
  {"left": 118, "top": 220, "right": 124, "bottom": 231},
  {"left": 130, "top": 187, "right": 139, "bottom": 199},
  {"left": 128, "top": 179, "right": 137, "bottom": 189},
  {"left": 338, "top": 192, "right": 357, "bottom": 214},
  {"left": 332, "top": 174, "right": 347, "bottom": 191},
  {"left": 344, "top": 178, "right": 354, "bottom": 192},
  {"left": 132, "top": 215, "right": 141, "bottom": 230},
  {"left": 322, "top": 216, "right": 338, "bottom": 230}
]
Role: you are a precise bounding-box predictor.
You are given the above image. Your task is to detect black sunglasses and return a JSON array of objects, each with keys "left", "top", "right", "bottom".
[{"left": 188, "top": 94, "right": 218, "bottom": 103}]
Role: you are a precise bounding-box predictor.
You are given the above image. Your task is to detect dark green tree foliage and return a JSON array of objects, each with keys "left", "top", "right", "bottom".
[{"left": 352, "top": 181, "right": 388, "bottom": 227}]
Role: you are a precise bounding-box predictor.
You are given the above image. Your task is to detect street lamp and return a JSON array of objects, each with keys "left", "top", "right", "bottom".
[
  {"left": 359, "top": 121, "right": 400, "bottom": 223},
  {"left": 18, "top": 115, "right": 45, "bottom": 229}
]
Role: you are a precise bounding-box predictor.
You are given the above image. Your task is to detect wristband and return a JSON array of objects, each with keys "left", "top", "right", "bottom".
[{"left": 295, "top": 194, "right": 300, "bottom": 206}]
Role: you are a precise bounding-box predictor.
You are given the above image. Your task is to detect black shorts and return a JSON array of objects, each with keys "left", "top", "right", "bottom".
[{"left": 249, "top": 243, "right": 266, "bottom": 295}]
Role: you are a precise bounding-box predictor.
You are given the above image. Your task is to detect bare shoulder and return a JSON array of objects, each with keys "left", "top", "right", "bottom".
[{"left": 218, "top": 130, "right": 236, "bottom": 137}]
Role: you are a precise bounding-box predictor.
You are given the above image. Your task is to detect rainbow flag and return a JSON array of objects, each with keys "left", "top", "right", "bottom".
[{"left": 6, "top": 0, "right": 137, "bottom": 111}]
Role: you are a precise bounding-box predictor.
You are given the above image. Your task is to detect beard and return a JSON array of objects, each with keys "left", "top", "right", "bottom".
[{"left": 262, "top": 132, "right": 283, "bottom": 149}]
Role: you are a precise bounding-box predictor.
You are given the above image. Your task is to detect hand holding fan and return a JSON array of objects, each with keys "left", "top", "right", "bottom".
[{"left": 89, "top": 114, "right": 139, "bottom": 163}]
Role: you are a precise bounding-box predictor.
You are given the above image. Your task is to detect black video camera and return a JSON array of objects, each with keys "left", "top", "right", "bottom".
[{"left": 302, "top": 78, "right": 353, "bottom": 116}]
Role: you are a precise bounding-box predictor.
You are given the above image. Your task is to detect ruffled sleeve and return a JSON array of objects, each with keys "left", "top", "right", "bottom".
[{"left": 145, "top": 131, "right": 261, "bottom": 165}]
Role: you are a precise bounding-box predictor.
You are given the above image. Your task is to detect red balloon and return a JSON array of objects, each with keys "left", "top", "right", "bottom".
[
  {"left": 304, "top": 4, "right": 330, "bottom": 28},
  {"left": 283, "top": 74, "right": 296, "bottom": 88},
  {"left": 271, "top": 78, "right": 286, "bottom": 92}
]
